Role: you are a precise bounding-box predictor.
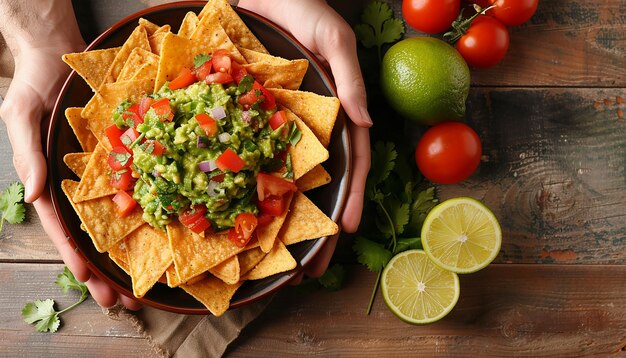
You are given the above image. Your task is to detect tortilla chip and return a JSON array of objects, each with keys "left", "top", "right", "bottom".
[
  {"left": 73, "top": 143, "right": 117, "bottom": 202},
  {"left": 199, "top": 0, "right": 268, "bottom": 54},
  {"left": 101, "top": 25, "right": 151, "bottom": 85},
  {"left": 81, "top": 79, "right": 154, "bottom": 149},
  {"left": 191, "top": 10, "right": 245, "bottom": 63},
  {"left": 257, "top": 192, "right": 293, "bottom": 253},
  {"left": 63, "top": 152, "right": 92, "bottom": 179},
  {"left": 62, "top": 47, "right": 121, "bottom": 92},
  {"left": 167, "top": 220, "right": 246, "bottom": 283},
  {"left": 238, "top": 247, "right": 266, "bottom": 276},
  {"left": 208, "top": 255, "right": 240, "bottom": 285},
  {"left": 296, "top": 165, "right": 331, "bottom": 192},
  {"left": 285, "top": 108, "right": 329, "bottom": 179},
  {"left": 108, "top": 240, "right": 130, "bottom": 275},
  {"left": 178, "top": 12, "right": 199, "bottom": 39},
  {"left": 61, "top": 180, "right": 144, "bottom": 252},
  {"left": 138, "top": 18, "right": 161, "bottom": 35},
  {"left": 244, "top": 59, "right": 308, "bottom": 90},
  {"left": 180, "top": 276, "right": 242, "bottom": 316},
  {"left": 126, "top": 224, "right": 173, "bottom": 297},
  {"left": 246, "top": 240, "right": 297, "bottom": 280},
  {"left": 280, "top": 191, "right": 339, "bottom": 245},
  {"left": 65, "top": 107, "right": 98, "bottom": 152},
  {"left": 268, "top": 88, "right": 340, "bottom": 147},
  {"left": 130, "top": 61, "right": 159, "bottom": 82},
  {"left": 154, "top": 33, "right": 192, "bottom": 92},
  {"left": 117, "top": 48, "right": 160, "bottom": 81},
  {"left": 149, "top": 25, "right": 171, "bottom": 56}
]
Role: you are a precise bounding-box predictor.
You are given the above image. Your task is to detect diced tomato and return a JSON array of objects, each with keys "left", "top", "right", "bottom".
[
  {"left": 228, "top": 212, "right": 258, "bottom": 248},
  {"left": 256, "top": 213, "right": 273, "bottom": 227},
  {"left": 112, "top": 190, "right": 137, "bottom": 217},
  {"left": 252, "top": 81, "right": 276, "bottom": 110},
  {"left": 212, "top": 50, "right": 232, "bottom": 73},
  {"left": 238, "top": 89, "right": 261, "bottom": 108},
  {"left": 257, "top": 194, "right": 289, "bottom": 216},
  {"left": 144, "top": 140, "right": 165, "bottom": 156},
  {"left": 194, "top": 60, "right": 213, "bottom": 81},
  {"left": 205, "top": 72, "right": 233, "bottom": 85},
  {"left": 150, "top": 98, "right": 174, "bottom": 122},
  {"left": 216, "top": 148, "right": 245, "bottom": 173},
  {"left": 195, "top": 113, "right": 218, "bottom": 137},
  {"left": 268, "top": 110, "right": 287, "bottom": 130},
  {"left": 189, "top": 215, "right": 211, "bottom": 234},
  {"left": 110, "top": 169, "right": 134, "bottom": 191},
  {"left": 122, "top": 103, "right": 143, "bottom": 127},
  {"left": 105, "top": 124, "right": 126, "bottom": 148},
  {"left": 120, "top": 127, "right": 140, "bottom": 149},
  {"left": 139, "top": 96, "right": 155, "bottom": 118},
  {"left": 256, "top": 172, "right": 297, "bottom": 201},
  {"left": 211, "top": 173, "right": 225, "bottom": 183},
  {"left": 231, "top": 61, "right": 248, "bottom": 84},
  {"left": 107, "top": 146, "right": 133, "bottom": 170},
  {"left": 179, "top": 205, "right": 207, "bottom": 226},
  {"left": 169, "top": 67, "right": 197, "bottom": 90}
]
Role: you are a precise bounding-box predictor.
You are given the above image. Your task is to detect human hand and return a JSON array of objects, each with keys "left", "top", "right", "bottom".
[
  {"left": 239, "top": 0, "right": 372, "bottom": 279},
  {"left": 0, "top": 0, "right": 140, "bottom": 310}
]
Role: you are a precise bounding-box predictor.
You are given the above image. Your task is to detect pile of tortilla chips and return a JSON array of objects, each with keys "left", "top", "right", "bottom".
[{"left": 60, "top": 0, "right": 340, "bottom": 316}]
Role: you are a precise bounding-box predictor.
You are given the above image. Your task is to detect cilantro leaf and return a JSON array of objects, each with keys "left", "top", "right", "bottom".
[
  {"left": 354, "top": 1, "right": 404, "bottom": 60},
  {"left": 317, "top": 264, "right": 346, "bottom": 291},
  {"left": 375, "top": 197, "right": 409, "bottom": 237},
  {"left": 366, "top": 142, "right": 397, "bottom": 200},
  {"left": 193, "top": 53, "right": 212, "bottom": 68},
  {"left": 0, "top": 182, "right": 26, "bottom": 233},
  {"left": 55, "top": 267, "right": 88, "bottom": 300},
  {"left": 353, "top": 236, "right": 392, "bottom": 272},
  {"left": 22, "top": 299, "right": 60, "bottom": 333},
  {"left": 236, "top": 74, "right": 254, "bottom": 95},
  {"left": 405, "top": 187, "right": 438, "bottom": 236},
  {"left": 394, "top": 237, "right": 422, "bottom": 254}
]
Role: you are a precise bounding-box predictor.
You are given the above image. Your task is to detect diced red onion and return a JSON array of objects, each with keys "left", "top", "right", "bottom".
[
  {"left": 198, "top": 160, "right": 216, "bottom": 172},
  {"left": 153, "top": 171, "right": 161, "bottom": 177},
  {"left": 207, "top": 180, "right": 220, "bottom": 197},
  {"left": 241, "top": 110, "right": 252, "bottom": 123},
  {"left": 211, "top": 106, "right": 226, "bottom": 120},
  {"left": 197, "top": 136, "right": 209, "bottom": 148},
  {"left": 218, "top": 132, "right": 231, "bottom": 143}
]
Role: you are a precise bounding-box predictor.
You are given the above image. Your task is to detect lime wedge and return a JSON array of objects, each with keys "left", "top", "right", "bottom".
[
  {"left": 381, "top": 250, "right": 460, "bottom": 324},
  {"left": 421, "top": 197, "right": 501, "bottom": 274}
]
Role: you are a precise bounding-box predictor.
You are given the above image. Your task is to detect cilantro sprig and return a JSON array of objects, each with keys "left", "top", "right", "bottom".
[
  {"left": 354, "top": 1, "right": 405, "bottom": 61},
  {"left": 353, "top": 142, "right": 438, "bottom": 314},
  {"left": 22, "top": 267, "right": 89, "bottom": 333},
  {"left": 0, "top": 182, "right": 26, "bottom": 235}
]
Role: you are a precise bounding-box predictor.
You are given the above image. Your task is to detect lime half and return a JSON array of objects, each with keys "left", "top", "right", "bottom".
[
  {"left": 422, "top": 197, "right": 502, "bottom": 274},
  {"left": 381, "top": 250, "right": 460, "bottom": 324}
]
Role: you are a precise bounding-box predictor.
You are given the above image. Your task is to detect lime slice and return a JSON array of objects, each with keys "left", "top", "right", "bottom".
[
  {"left": 421, "top": 197, "right": 501, "bottom": 274},
  {"left": 381, "top": 250, "right": 460, "bottom": 324}
]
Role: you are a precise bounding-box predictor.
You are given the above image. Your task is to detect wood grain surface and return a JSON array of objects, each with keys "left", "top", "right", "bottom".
[{"left": 0, "top": 0, "right": 625, "bottom": 357}]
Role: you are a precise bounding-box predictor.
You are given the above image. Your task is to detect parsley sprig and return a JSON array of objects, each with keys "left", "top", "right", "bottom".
[
  {"left": 354, "top": 1, "right": 405, "bottom": 62},
  {"left": 353, "top": 142, "right": 438, "bottom": 314},
  {"left": 0, "top": 182, "right": 26, "bottom": 235},
  {"left": 22, "top": 267, "right": 89, "bottom": 333}
]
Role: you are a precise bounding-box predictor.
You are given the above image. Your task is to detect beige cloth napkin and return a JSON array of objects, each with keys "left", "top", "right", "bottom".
[{"left": 0, "top": 34, "right": 271, "bottom": 358}]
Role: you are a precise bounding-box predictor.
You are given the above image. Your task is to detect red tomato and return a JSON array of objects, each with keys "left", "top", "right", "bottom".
[
  {"left": 144, "top": 140, "right": 165, "bottom": 156},
  {"left": 212, "top": 50, "right": 232, "bottom": 73},
  {"left": 107, "top": 146, "right": 133, "bottom": 170},
  {"left": 256, "top": 173, "right": 297, "bottom": 201},
  {"left": 138, "top": 96, "right": 155, "bottom": 118},
  {"left": 402, "top": 0, "right": 461, "bottom": 34},
  {"left": 238, "top": 89, "right": 261, "bottom": 108},
  {"left": 179, "top": 205, "right": 207, "bottom": 226},
  {"left": 488, "top": 0, "right": 538, "bottom": 26},
  {"left": 211, "top": 173, "right": 225, "bottom": 183},
  {"left": 456, "top": 15, "right": 509, "bottom": 68},
  {"left": 415, "top": 122, "right": 482, "bottom": 184},
  {"left": 105, "top": 124, "right": 126, "bottom": 148},
  {"left": 195, "top": 113, "right": 218, "bottom": 137},
  {"left": 228, "top": 212, "right": 258, "bottom": 247},
  {"left": 205, "top": 72, "right": 234, "bottom": 85},
  {"left": 252, "top": 81, "right": 276, "bottom": 110},
  {"left": 112, "top": 190, "right": 137, "bottom": 217},
  {"left": 110, "top": 169, "right": 134, "bottom": 190},
  {"left": 194, "top": 61, "right": 213, "bottom": 81},
  {"left": 257, "top": 195, "right": 288, "bottom": 216},
  {"left": 189, "top": 216, "right": 211, "bottom": 234},
  {"left": 122, "top": 103, "right": 143, "bottom": 126},
  {"left": 216, "top": 148, "right": 245, "bottom": 173},
  {"left": 150, "top": 98, "right": 174, "bottom": 122},
  {"left": 120, "top": 127, "right": 140, "bottom": 149},
  {"left": 169, "top": 67, "right": 197, "bottom": 90},
  {"left": 268, "top": 110, "right": 287, "bottom": 130},
  {"left": 231, "top": 61, "right": 248, "bottom": 84}
]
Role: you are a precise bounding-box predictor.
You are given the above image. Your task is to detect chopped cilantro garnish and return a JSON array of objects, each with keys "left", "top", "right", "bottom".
[
  {"left": 236, "top": 74, "right": 254, "bottom": 95},
  {"left": 194, "top": 53, "right": 212, "bottom": 68}
]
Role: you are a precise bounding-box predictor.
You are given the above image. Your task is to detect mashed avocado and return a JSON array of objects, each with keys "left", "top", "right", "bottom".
[{"left": 112, "top": 78, "right": 293, "bottom": 230}]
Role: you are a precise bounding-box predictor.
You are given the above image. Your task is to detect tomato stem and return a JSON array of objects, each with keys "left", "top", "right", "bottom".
[{"left": 444, "top": 4, "right": 496, "bottom": 44}]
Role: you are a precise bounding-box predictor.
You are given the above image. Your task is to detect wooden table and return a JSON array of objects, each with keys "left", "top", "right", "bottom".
[{"left": 1, "top": 1, "right": 625, "bottom": 356}]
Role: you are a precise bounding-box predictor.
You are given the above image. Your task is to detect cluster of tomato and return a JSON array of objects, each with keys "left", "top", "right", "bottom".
[{"left": 402, "top": 0, "right": 539, "bottom": 68}]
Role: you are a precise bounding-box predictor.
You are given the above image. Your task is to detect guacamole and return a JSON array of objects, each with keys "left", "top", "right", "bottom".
[{"left": 111, "top": 76, "right": 295, "bottom": 230}]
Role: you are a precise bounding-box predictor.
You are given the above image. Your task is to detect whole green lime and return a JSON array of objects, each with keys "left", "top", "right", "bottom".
[{"left": 380, "top": 37, "right": 470, "bottom": 125}]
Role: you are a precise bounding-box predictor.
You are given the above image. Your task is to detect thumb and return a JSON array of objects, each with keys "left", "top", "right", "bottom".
[{"left": 0, "top": 86, "right": 48, "bottom": 203}]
